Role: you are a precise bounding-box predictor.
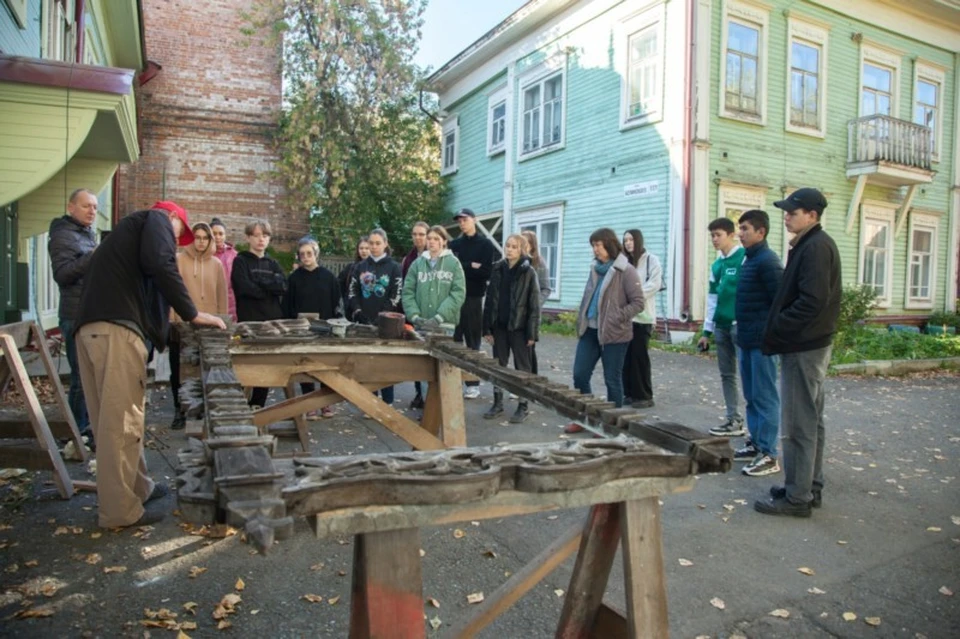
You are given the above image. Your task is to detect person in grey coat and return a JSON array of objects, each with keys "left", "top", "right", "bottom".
[{"left": 48, "top": 188, "right": 99, "bottom": 445}]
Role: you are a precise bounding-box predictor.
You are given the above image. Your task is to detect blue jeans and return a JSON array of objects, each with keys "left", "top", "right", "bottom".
[
  {"left": 714, "top": 326, "right": 742, "bottom": 423},
  {"left": 738, "top": 347, "right": 780, "bottom": 457},
  {"left": 781, "top": 346, "right": 831, "bottom": 504},
  {"left": 59, "top": 319, "right": 90, "bottom": 434},
  {"left": 573, "top": 328, "right": 630, "bottom": 407}
]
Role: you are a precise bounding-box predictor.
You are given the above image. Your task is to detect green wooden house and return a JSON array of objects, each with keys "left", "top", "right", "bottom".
[
  {"left": 427, "top": 0, "right": 960, "bottom": 326},
  {"left": 1, "top": 0, "right": 143, "bottom": 327}
]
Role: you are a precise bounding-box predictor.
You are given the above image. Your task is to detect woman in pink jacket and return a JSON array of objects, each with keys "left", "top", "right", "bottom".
[{"left": 210, "top": 218, "right": 238, "bottom": 321}]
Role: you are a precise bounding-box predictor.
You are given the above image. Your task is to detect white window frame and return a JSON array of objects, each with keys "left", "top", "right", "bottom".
[
  {"left": 905, "top": 212, "right": 939, "bottom": 310},
  {"left": 517, "top": 55, "right": 567, "bottom": 161},
  {"left": 717, "top": 182, "right": 766, "bottom": 225},
  {"left": 5, "top": 0, "right": 28, "bottom": 28},
  {"left": 858, "top": 202, "right": 895, "bottom": 308},
  {"left": 440, "top": 116, "right": 459, "bottom": 176},
  {"left": 34, "top": 233, "right": 60, "bottom": 328},
  {"left": 719, "top": 0, "right": 769, "bottom": 126},
  {"left": 618, "top": 4, "right": 666, "bottom": 129},
  {"left": 785, "top": 16, "right": 828, "bottom": 138},
  {"left": 486, "top": 85, "right": 508, "bottom": 156},
  {"left": 515, "top": 204, "right": 564, "bottom": 301},
  {"left": 40, "top": 0, "right": 76, "bottom": 62},
  {"left": 859, "top": 42, "right": 902, "bottom": 119},
  {"left": 913, "top": 61, "right": 945, "bottom": 163}
]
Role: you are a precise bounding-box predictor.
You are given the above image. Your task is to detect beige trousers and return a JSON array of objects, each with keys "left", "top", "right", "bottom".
[{"left": 76, "top": 322, "right": 155, "bottom": 527}]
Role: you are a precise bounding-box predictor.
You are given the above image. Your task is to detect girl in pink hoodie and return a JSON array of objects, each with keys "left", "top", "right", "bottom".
[{"left": 211, "top": 218, "right": 239, "bottom": 321}]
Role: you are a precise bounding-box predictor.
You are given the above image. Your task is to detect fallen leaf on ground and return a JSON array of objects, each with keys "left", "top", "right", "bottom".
[
  {"left": 770, "top": 609, "right": 790, "bottom": 618},
  {"left": 188, "top": 566, "right": 207, "bottom": 578},
  {"left": 250, "top": 610, "right": 260, "bottom": 615},
  {"left": 864, "top": 617, "right": 881, "bottom": 626},
  {"left": 927, "top": 526, "right": 942, "bottom": 532},
  {"left": 467, "top": 592, "right": 484, "bottom": 604},
  {"left": 310, "top": 563, "right": 325, "bottom": 571},
  {"left": 337, "top": 569, "right": 347, "bottom": 576},
  {"left": 678, "top": 558, "right": 693, "bottom": 567},
  {"left": 328, "top": 596, "right": 341, "bottom": 605},
  {"left": 217, "top": 619, "right": 232, "bottom": 630},
  {"left": 419, "top": 549, "right": 426, "bottom": 557},
  {"left": 939, "top": 586, "right": 953, "bottom": 596},
  {"left": 547, "top": 515, "right": 558, "bottom": 520},
  {"left": 453, "top": 529, "right": 465, "bottom": 539},
  {"left": 807, "top": 587, "right": 826, "bottom": 594},
  {"left": 837, "top": 540, "right": 848, "bottom": 545},
  {"left": 16, "top": 605, "right": 54, "bottom": 618},
  {"left": 103, "top": 566, "right": 127, "bottom": 574},
  {"left": 429, "top": 616, "right": 442, "bottom": 629},
  {"left": 842, "top": 612, "right": 857, "bottom": 621},
  {"left": 84, "top": 553, "right": 102, "bottom": 565},
  {"left": 183, "top": 602, "right": 198, "bottom": 615},
  {"left": 220, "top": 593, "right": 241, "bottom": 609},
  {"left": 797, "top": 567, "right": 815, "bottom": 576},
  {"left": 483, "top": 549, "right": 498, "bottom": 558},
  {"left": 90, "top": 532, "right": 102, "bottom": 539},
  {"left": 235, "top": 578, "right": 245, "bottom": 591},
  {"left": 302, "top": 594, "right": 323, "bottom": 603},
  {"left": 427, "top": 597, "right": 440, "bottom": 608},
  {"left": 554, "top": 589, "right": 564, "bottom": 597},
  {"left": 722, "top": 504, "right": 735, "bottom": 512},
  {"left": 951, "top": 515, "right": 960, "bottom": 526},
  {"left": 23, "top": 560, "right": 38, "bottom": 567},
  {"left": 176, "top": 631, "right": 192, "bottom": 639},
  {"left": 710, "top": 597, "right": 725, "bottom": 610}
]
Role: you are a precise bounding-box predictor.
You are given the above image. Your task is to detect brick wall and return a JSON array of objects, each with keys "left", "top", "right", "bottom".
[{"left": 117, "top": 0, "right": 306, "bottom": 247}]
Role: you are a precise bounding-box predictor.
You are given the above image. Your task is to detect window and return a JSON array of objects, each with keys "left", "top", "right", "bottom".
[
  {"left": 719, "top": 0, "right": 769, "bottom": 124},
  {"left": 487, "top": 86, "right": 508, "bottom": 156},
  {"left": 519, "top": 64, "right": 566, "bottom": 158},
  {"left": 906, "top": 213, "right": 939, "bottom": 309},
  {"left": 516, "top": 205, "right": 563, "bottom": 299},
  {"left": 786, "top": 17, "right": 828, "bottom": 137},
  {"left": 717, "top": 183, "right": 765, "bottom": 227},
  {"left": 41, "top": 0, "right": 76, "bottom": 62},
  {"left": 619, "top": 4, "right": 665, "bottom": 129},
  {"left": 859, "top": 43, "right": 901, "bottom": 118},
  {"left": 914, "top": 62, "right": 945, "bottom": 161},
  {"left": 441, "top": 117, "right": 458, "bottom": 176},
  {"left": 858, "top": 204, "right": 894, "bottom": 307},
  {"left": 34, "top": 233, "right": 60, "bottom": 327}
]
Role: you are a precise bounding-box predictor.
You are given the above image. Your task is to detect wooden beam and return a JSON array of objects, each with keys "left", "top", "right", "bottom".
[
  {"left": 620, "top": 497, "right": 669, "bottom": 638},
  {"left": 556, "top": 504, "right": 622, "bottom": 638},
  {"left": 284, "top": 381, "right": 310, "bottom": 452},
  {"left": 589, "top": 603, "right": 628, "bottom": 638},
  {"left": 31, "top": 323, "right": 86, "bottom": 462},
  {"left": 0, "top": 419, "right": 75, "bottom": 439},
  {"left": 299, "top": 476, "right": 694, "bottom": 538},
  {"left": 311, "top": 371, "right": 446, "bottom": 452},
  {"left": 251, "top": 383, "right": 378, "bottom": 427},
  {"left": 845, "top": 174, "right": 868, "bottom": 234},
  {"left": 442, "top": 522, "right": 582, "bottom": 639},
  {"left": 437, "top": 361, "right": 466, "bottom": 447},
  {"left": 232, "top": 353, "right": 437, "bottom": 387},
  {"left": 0, "top": 321, "right": 33, "bottom": 350},
  {"left": 349, "top": 527, "right": 424, "bottom": 639},
  {"left": 421, "top": 383, "right": 442, "bottom": 437},
  {"left": 894, "top": 183, "right": 918, "bottom": 238}
]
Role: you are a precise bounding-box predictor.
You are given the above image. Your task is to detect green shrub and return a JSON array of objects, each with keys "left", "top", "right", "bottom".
[
  {"left": 838, "top": 284, "right": 878, "bottom": 330},
  {"left": 542, "top": 311, "right": 578, "bottom": 337},
  {"left": 926, "top": 311, "right": 960, "bottom": 330},
  {"left": 831, "top": 327, "right": 960, "bottom": 364}
]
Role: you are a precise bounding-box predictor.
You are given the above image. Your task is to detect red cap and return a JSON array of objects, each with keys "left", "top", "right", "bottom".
[{"left": 151, "top": 201, "right": 194, "bottom": 246}]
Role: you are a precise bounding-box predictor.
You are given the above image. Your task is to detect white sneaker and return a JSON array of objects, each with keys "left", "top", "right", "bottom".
[
  {"left": 463, "top": 386, "right": 480, "bottom": 400},
  {"left": 508, "top": 392, "right": 518, "bottom": 399}
]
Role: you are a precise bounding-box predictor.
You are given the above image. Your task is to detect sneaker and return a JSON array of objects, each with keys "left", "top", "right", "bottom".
[
  {"left": 483, "top": 403, "right": 504, "bottom": 420},
  {"left": 733, "top": 442, "right": 759, "bottom": 462},
  {"left": 463, "top": 386, "right": 480, "bottom": 400},
  {"left": 754, "top": 495, "right": 812, "bottom": 518},
  {"left": 170, "top": 414, "right": 186, "bottom": 430},
  {"left": 409, "top": 393, "right": 424, "bottom": 410},
  {"left": 708, "top": 420, "right": 746, "bottom": 437},
  {"left": 770, "top": 485, "right": 822, "bottom": 508},
  {"left": 742, "top": 454, "right": 780, "bottom": 477},
  {"left": 508, "top": 392, "right": 518, "bottom": 400},
  {"left": 509, "top": 404, "right": 529, "bottom": 423},
  {"left": 631, "top": 399, "right": 655, "bottom": 409},
  {"left": 320, "top": 406, "right": 335, "bottom": 418}
]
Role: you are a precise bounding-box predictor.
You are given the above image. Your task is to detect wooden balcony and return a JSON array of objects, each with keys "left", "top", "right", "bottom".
[{"left": 846, "top": 115, "right": 935, "bottom": 187}]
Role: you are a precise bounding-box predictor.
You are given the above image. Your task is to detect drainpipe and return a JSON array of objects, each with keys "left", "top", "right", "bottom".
[
  {"left": 112, "top": 171, "right": 121, "bottom": 227},
  {"left": 680, "top": 0, "right": 696, "bottom": 322},
  {"left": 502, "top": 62, "right": 516, "bottom": 238},
  {"left": 74, "top": 0, "right": 85, "bottom": 63},
  {"left": 418, "top": 89, "right": 442, "bottom": 126},
  {"left": 948, "top": 51, "right": 960, "bottom": 313}
]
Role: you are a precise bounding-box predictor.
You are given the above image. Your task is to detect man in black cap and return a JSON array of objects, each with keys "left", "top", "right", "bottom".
[
  {"left": 449, "top": 208, "right": 496, "bottom": 399},
  {"left": 754, "top": 188, "right": 841, "bottom": 518}
]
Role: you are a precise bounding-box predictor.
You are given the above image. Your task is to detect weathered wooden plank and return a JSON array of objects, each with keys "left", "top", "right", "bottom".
[
  {"left": 420, "top": 383, "right": 442, "bottom": 437},
  {"left": 232, "top": 341, "right": 429, "bottom": 356},
  {"left": 589, "top": 602, "right": 628, "bottom": 638},
  {"left": 0, "top": 443, "right": 59, "bottom": 470},
  {"left": 301, "top": 476, "right": 694, "bottom": 538},
  {"left": 232, "top": 353, "right": 437, "bottom": 387},
  {"left": 251, "top": 383, "right": 379, "bottom": 427},
  {"left": 437, "top": 361, "right": 466, "bottom": 447},
  {"left": 556, "top": 504, "right": 622, "bottom": 638},
  {"left": 443, "top": 522, "right": 582, "bottom": 639},
  {"left": 284, "top": 381, "right": 310, "bottom": 452},
  {"left": 312, "top": 371, "right": 446, "bottom": 452},
  {"left": 349, "top": 527, "right": 424, "bottom": 639},
  {"left": 0, "top": 418, "right": 74, "bottom": 439},
  {"left": 620, "top": 497, "right": 669, "bottom": 639},
  {"left": 31, "top": 323, "right": 86, "bottom": 462},
  {"left": 0, "top": 321, "right": 32, "bottom": 349}
]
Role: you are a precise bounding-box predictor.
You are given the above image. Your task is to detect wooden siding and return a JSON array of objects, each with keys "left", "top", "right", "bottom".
[
  {"left": 707, "top": 0, "right": 956, "bottom": 315},
  {"left": 0, "top": 0, "right": 41, "bottom": 57}
]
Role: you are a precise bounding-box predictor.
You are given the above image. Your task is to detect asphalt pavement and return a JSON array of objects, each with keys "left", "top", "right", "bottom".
[{"left": 0, "top": 333, "right": 958, "bottom": 638}]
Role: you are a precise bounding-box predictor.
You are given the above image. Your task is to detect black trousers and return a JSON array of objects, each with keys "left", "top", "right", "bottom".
[
  {"left": 622, "top": 323, "right": 653, "bottom": 401},
  {"left": 492, "top": 327, "right": 532, "bottom": 374},
  {"left": 169, "top": 330, "right": 181, "bottom": 411},
  {"left": 454, "top": 295, "right": 484, "bottom": 386}
]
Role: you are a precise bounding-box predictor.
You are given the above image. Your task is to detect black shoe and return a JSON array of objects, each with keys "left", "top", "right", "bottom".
[
  {"left": 509, "top": 403, "right": 529, "bottom": 423},
  {"left": 754, "top": 496, "right": 812, "bottom": 518},
  {"left": 770, "top": 485, "right": 821, "bottom": 508},
  {"left": 409, "top": 393, "right": 424, "bottom": 410},
  {"left": 631, "top": 399, "right": 655, "bottom": 409},
  {"left": 733, "top": 442, "right": 759, "bottom": 462},
  {"left": 483, "top": 403, "right": 504, "bottom": 420},
  {"left": 170, "top": 414, "right": 186, "bottom": 430},
  {"left": 145, "top": 482, "right": 170, "bottom": 504},
  {"left": 709, "top": 420, "right": 746, "bottom": 437},
  {"left": 133, "top": 508, "right": 165, "bottom": 526}
]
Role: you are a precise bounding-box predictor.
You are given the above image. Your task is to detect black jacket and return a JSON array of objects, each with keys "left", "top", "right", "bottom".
[
  {"left": 75, "top": 209, "right": 197, "bottom": 351},
  {"left": 763, "top": 225, "right": 842, "bottom": 355},
  {"left": 232, "top": 251, "right": 286, "bottom": 322},
  {"left": 285, "top": 266, "right": 341, "bottom": 320},
  {"left": 48, "top": 215, "right": 97, "bottom": 320},
  {"left": 735, "top": 240, "right": 783, "bottom": 350},
  {"left": 449, "top": 232, "right": 496, "bottom": 297},
  {"left": 346, "top": 256, "right": 402, "bottom": 323},
  {"left": 482, "top": 258, "right": 541, "bottom": 341}
]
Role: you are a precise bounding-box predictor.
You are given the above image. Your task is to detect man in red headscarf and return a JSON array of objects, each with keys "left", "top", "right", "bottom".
[{"left": 74, "top": 202, "right": 225, "bottom": 528}]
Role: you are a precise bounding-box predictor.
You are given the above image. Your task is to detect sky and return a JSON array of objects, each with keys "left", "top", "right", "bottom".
[{"left": 415, "top": 0, "right": 529, "bottom": 72}]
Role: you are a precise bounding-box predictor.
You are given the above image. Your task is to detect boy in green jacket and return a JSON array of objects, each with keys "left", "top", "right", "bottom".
[{"left": 697, "top": 218, "right": 746, "bottom": 437}]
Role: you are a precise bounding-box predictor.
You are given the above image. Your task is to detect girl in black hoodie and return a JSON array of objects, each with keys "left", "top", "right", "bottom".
[
  {"left": 232, "top": 219, "right": 286, "bottom": 407},
  {"left": 347, "top": 228, "right": 402, "bottom": 404}
]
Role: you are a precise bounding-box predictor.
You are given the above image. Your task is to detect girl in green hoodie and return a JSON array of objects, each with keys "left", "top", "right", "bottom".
[{"left": 402, "top": 226, "right": 466, "bottom": 328}]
